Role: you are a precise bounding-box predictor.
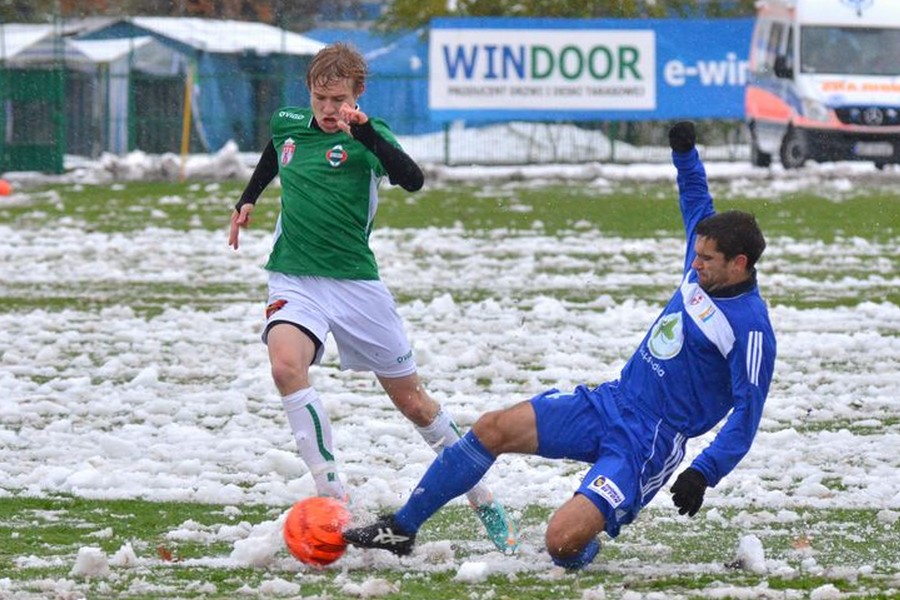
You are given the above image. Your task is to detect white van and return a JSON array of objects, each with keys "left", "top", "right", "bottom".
[{"left": 745, "top": 0, "right": 900, "bottom": 169}]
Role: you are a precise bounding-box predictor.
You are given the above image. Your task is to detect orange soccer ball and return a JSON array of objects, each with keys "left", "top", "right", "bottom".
[{"left": 283, "top": 497, "right": 351, "bottom": 567}]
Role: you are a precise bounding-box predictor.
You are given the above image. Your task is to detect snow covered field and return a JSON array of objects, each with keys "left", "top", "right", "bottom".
[{"left": 0, "top": 147, "right": 898, "bottom": 598}]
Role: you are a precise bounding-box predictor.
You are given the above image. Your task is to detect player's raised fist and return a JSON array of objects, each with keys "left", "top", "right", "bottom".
[{"left": 669, "top": 121, "right": 696, "bottom": 153}]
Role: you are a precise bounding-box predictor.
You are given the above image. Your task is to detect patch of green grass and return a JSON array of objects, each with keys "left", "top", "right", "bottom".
[
  {"left": 0, "top": 182, "right": 263, "bottom": 233},
  {"left": 783, "top": 416, "right": 900, "bottom": 434},
  {"left": 0, "top": 282, "right": 263, "bottom": 315},
  {"left": 5, "top": 181, "right": 899, "bottom": 243},
  {"left": 1, "top": 495, "right": 897, "bottom": 599},
  {"left": 379, "top": 184, "right": 900, "bottom": 242},
  {"left": 0, "top": 495, "right": 275, "bottom": 560}
]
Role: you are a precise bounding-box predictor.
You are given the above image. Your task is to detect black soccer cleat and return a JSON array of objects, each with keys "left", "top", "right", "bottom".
[{"left": 343, "top": 515, "right": 416, "bottom": 556}]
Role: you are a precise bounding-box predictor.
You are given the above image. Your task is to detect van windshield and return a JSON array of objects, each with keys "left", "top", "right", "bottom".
[{"left": 801, "top": 26, "right": 900, "bottom": 76}]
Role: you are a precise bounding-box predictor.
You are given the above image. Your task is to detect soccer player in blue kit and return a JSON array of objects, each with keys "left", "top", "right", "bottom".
[{"left": 343, "top": 122, "right": 777, "bottom": 570}]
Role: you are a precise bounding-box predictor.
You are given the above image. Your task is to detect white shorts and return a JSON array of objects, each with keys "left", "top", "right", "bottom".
[{"left": 263, "top": 272, "right": 417, "bottom": 378}]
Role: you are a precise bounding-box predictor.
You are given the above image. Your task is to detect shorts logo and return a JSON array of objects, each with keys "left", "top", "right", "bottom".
[
  {"left": 326, "top": 144, "right": 348, "bottom": 168},
  {"left": 281, "top": 138, "right": 296, "bottom": 165},
  {"left": 648, "top": 312, "right": 683, "bottom": 360},
  {"left": 395, "top": 349, "right": 413, "bottom": 364},
  {"left": 588, "top": 475, "right": 625, "bottom": 508},
  {"left": 266, "top": 299, "right": 287, "bottom": 319}
]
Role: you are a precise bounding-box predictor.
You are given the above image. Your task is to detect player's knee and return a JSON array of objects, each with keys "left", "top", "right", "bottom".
[
  {"left": 381, "top": 379, "right": 439, "bottom": 427},
  {"left": 399, "top": 398, "right": 436, "bottom": 426},
  {"left": 270, "top": 359, "right": 308, "bottom": 393},
  {"left": 544, "top": 524, "right": 582, "bottom": 560},
  {"left": 471, "top": 410, "right": 509, "bottom": 453},
  {"left": 545, "top": 496, "right": 604, "bottom": 561}
]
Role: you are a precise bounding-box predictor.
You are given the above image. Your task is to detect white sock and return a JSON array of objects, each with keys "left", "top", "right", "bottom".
[
  {"left": 416, "top": 408, "right": 493, "bottom": 507},
  {"left": 282, "top": 387, "right": 345, "bottom": 500}
]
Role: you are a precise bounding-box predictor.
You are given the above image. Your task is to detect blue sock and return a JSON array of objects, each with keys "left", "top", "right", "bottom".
[
  {"left": 395, "top": 431, "right": 495, "bottom": 533},
  {"left": 551, "top": 538, "right": 600, "bottom": 571}
]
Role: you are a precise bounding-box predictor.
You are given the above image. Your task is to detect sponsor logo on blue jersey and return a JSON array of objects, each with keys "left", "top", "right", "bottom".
[
  {"left": 640, "top": 347, "right": 666, "bottom": 377},
  {"left": 588, "top": 475, "right": 626, "bottom": 508},
  {"left": 648, "top": 312, "right": 684, "bottom": 360}
]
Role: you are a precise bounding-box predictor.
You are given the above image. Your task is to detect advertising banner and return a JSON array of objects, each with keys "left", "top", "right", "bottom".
[{"left": 429, "top": 17, "right": 753, "bottom": 121}]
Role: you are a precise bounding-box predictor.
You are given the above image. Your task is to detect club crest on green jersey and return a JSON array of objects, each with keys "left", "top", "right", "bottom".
[
  {"left": 648, "top": 312, "right": 684, "bottom": 360},
  {"left": 326, "top": 144, "right": 348, "bottom": 168},
  {"left": 281, "top": 138, "right": 296, "bottom": 165}
]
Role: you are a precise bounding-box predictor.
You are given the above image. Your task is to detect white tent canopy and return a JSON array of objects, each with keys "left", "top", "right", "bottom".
[
  {"left": 0, "top": 17, "right": 325, "bottom": 63},
  {"left": 0, "top": 21, "right": 114, "bottom": 63},
  {"left": 128, "top": 16, "right": 324, "bottom": 55},
  {"left": 68, "top": 36, "right": 185, "bottom": 75},
  {"left": 0, "top": 24, "right": 60, "bottom": 63}
]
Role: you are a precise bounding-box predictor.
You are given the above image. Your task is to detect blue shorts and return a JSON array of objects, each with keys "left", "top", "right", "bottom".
[{"left": 530, "top": 383, "right": 687, "bottom": 538}]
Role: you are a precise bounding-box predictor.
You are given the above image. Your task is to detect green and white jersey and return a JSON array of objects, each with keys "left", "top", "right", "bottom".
[{"left": 265, "top": 107, "right": 400, "bottom": 280}]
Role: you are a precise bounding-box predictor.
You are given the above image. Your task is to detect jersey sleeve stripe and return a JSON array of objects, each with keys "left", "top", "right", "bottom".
[{"left": 746, "top": 330, "right": 763, "bottom": 386}]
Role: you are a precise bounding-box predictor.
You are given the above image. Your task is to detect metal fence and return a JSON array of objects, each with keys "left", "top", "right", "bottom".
[{"left": 404, "top": 120, "right": 749, "bottom": 166}]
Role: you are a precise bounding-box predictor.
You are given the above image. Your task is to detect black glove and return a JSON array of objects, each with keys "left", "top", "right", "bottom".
[
  {"left": 668, "top": 121, "right": 696, "bottom": 153},
  {"left": 670, "top": 468, "right": 707, "bottom": 517}
]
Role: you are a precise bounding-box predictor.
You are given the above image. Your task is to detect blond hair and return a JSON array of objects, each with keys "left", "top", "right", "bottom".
[{"left": 306, "top": 43, "right": 368, "bottom": 95}]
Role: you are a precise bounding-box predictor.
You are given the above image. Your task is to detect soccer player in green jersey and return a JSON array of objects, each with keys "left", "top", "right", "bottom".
[{"left": 228, "top": 43, "right": 518, "bottom": 553}]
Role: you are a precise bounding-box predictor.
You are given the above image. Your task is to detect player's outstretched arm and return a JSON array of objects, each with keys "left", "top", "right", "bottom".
[{"left": 669, "top": 121, "right": 714, "bottom": 264}]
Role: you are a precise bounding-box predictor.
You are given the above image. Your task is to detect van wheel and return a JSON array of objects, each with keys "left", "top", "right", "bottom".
[
  {"left": 780, "top": 129, "right": 808, "bottom": 169},
  {"left": 750, "top": 129, "right": 772, "bottom": 167}
]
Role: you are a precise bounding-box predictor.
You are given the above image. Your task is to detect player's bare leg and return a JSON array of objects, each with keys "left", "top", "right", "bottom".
[
  {"left": 475, "top": 403, "right": 602, "bottom": 570},
  {"left": 379, "top": 373, "right": 520, "bottom": 552},
  {"left": 269, "top": 324, "right": 346, "bottom": 500}
]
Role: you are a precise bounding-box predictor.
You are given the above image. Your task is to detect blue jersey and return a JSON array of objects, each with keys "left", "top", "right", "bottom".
[{"left": 610, "top": 149, "right": 776, "bottom": 488}]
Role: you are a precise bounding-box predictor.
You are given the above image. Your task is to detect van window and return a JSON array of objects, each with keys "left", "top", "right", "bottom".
[
  {"left": 801, "top": 26, "right": 900, "bottom": 76},
  {"left": 752, "top": 19, "right": 785, "bottom": 74},
  {"left": 780, "top": 26, "right": 795, "bottom": 76},
  {"left": 751, "top": 18, "right": 770, "bottom": 72},
  {"left": 765, "top": 22, "right": 786, "bottom": 74}
]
